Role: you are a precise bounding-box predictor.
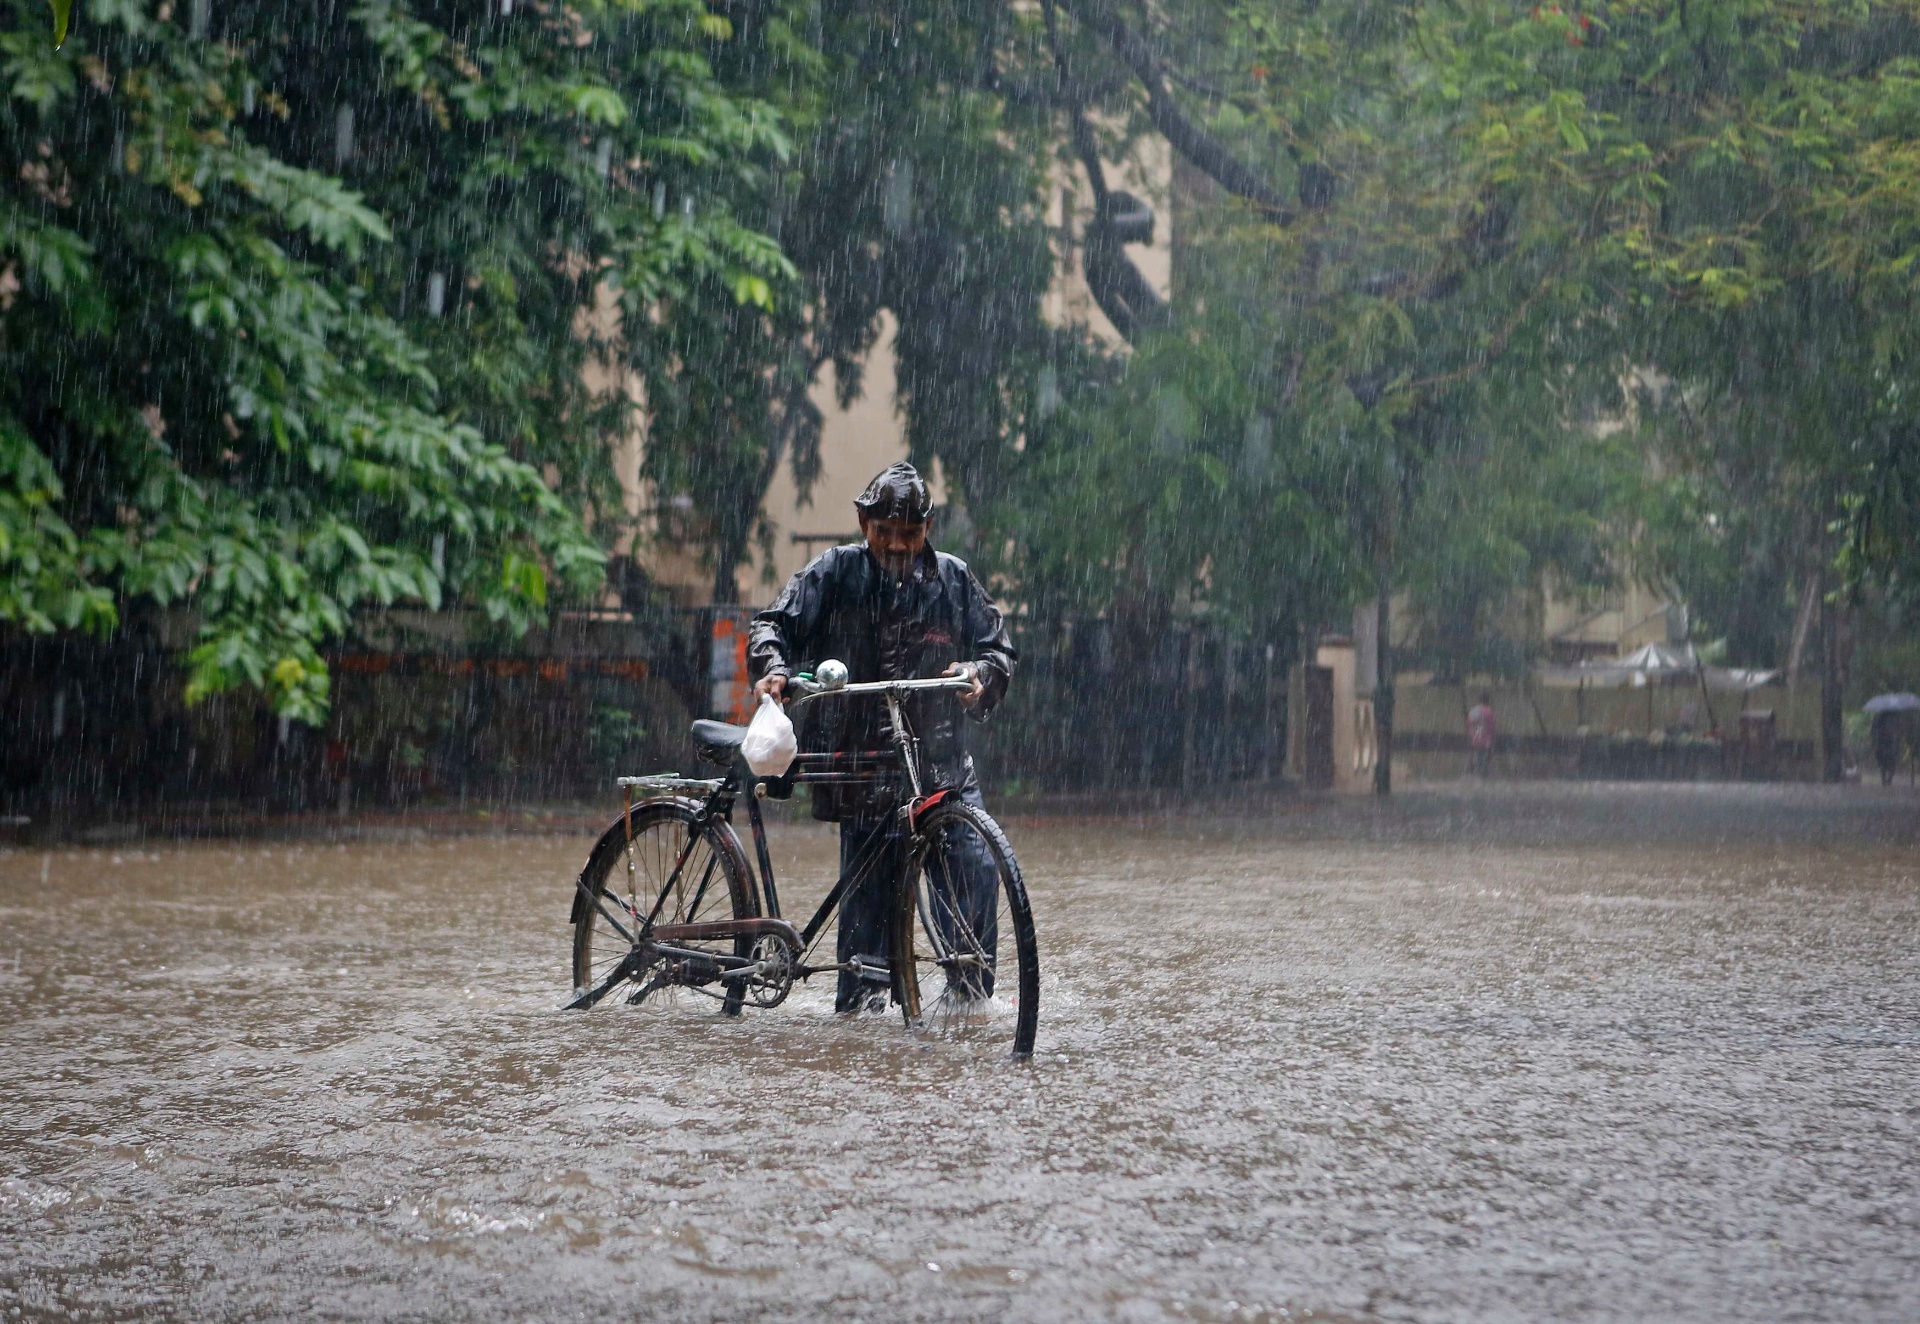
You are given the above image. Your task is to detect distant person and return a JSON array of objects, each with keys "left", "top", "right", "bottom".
[
  {"left": 1467, "top": 693, "right": 1497, "bottom": 777},
  {"left": 1871, "top": 710, "right": 1901, "bottom": 786}
]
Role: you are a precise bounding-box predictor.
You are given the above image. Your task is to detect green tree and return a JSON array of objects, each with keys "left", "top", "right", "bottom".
[
  {"left": 1567, "top": 1, "right": 1920, "bottom": 768},
  {"left": 1, "top": 0, "right": 791, "bottom": 718},
  {"left": 994, "top": 0, "right": 1642, "bottom": 790}
]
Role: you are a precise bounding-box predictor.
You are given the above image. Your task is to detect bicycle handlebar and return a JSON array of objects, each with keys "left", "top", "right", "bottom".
[{"left": 784, "top": 672, "right": 974, "bottom": 711}]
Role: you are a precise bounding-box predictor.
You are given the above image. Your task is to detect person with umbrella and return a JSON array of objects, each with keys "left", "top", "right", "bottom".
[{"left": 1864, "top": 692, "right": 1920, "bottom": 785}]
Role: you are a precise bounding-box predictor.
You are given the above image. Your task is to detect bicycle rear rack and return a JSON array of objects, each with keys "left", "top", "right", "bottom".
[{"left": 615, "top": 774, "right": 724, "bottom": 794}]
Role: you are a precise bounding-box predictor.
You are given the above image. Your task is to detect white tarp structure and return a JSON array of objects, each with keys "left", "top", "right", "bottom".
[{"left": 1537, "top": 642, "right": 1780, "bottom": 691}]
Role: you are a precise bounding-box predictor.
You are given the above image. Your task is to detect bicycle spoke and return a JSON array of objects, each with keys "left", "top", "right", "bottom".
[{"left": 578, "top": 876, "right": 638, "bottom": 947}]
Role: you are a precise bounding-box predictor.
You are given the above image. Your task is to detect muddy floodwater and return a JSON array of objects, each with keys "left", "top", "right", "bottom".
[{"left": 3, "top": 783, "right": 1917, "bottom": 1321}]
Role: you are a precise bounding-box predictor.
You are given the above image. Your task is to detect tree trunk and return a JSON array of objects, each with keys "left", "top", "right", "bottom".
[
  {"left": 1261, "top": 641, "right": 1276, "bottom": 782},
  {"left": 710, "top": 540, "right": 742, "bottom": 605},
  {"left": 1820, "top": 568, "right": 1846, "bottom": 782},
  {"left": 1373, "top": 589, "right": 1394, "bottom": 797},
  {"left": 1180, "top": 627, "right": 1200, "bottom": 795},
  {"left": 1785, "top": 573, "right": 1819, "bottom": 680},
  {"left": 709, "top": 366, "right": 822, "bottom": 609}
]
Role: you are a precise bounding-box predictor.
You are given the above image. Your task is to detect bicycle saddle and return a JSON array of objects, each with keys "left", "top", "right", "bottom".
[{"left": 689, "top": 719, "right": 748, "bottom": 764}]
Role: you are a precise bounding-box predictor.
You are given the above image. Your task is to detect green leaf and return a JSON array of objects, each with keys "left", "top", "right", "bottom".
[
  {"left": 729, "top": 273, "right": 772, "bottom": 308},
  {"left": 501, "top": 552, "right": 548, "bottom": 609},
  {"left": 566, "top": 83, "right": 628, "bottom": 127}
]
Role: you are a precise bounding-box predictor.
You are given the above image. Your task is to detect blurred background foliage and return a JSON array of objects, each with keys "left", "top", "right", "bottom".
[
  {"left": 1, "top": 0, "right": 790, "bottom": 719},
  {"left": 6, "top": 0, "right": 1920, "bottom": 723}
]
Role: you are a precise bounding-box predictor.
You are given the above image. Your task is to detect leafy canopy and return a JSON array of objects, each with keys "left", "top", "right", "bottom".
[{"left": 1, "top": 0, "right": 791, "bottom": 718}]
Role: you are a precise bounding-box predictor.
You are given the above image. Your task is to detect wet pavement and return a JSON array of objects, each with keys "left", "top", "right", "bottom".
[{"left": 3, "top": 782, "right": 1917, "bottom": 1321}]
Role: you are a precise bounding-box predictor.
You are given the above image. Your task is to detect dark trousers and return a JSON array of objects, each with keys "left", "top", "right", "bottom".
[{"left": 835, "top": 786, "right": 997, "bottom": 1011}]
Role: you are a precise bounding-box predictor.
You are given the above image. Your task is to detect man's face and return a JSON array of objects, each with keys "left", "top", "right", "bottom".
[{"left": 861, "top": 515, "right": 928, "bottom": 579}]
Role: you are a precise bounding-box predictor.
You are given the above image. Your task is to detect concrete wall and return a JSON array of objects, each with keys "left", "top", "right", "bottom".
[
  {"left": 1392, "top": 679, "right": 1822, "bottom": 781},
  {"left": 1315, "top": 641, "right": 1373, "bottom": 791},
  {"left": 1396, "top": 680, "right": 1817, "bottom": 740}
]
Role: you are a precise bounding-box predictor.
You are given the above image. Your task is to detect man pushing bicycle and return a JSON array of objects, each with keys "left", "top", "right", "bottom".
[{"left": 749, "top": 462, "right": 1018, "bottom": 1013}]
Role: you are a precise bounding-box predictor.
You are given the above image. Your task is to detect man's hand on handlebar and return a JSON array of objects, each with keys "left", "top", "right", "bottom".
[
  {"left": 754, "top": 673, "right": 787, "bottom": 703},
  {"left": 945, "top": 662, "right": 985, "bottom": 709}
]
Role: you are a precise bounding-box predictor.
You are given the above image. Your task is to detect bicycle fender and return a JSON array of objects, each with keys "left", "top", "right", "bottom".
[{"left": 909, "top": 788, "right": 955, "bottom": 827}]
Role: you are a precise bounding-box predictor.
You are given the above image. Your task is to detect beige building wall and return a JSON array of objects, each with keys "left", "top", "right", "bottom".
[
  {"left": 621, "top": 139, "right": 1174, "bottom": 608},
  {"left": 1540, "top": 579, "right": 1676, "bottom": 659},
  {"left": 1315, "top": 639, "right": 1370, "bottom": 791},
  {"left": 754, "top": 312, "right": 942, "bottom": 598},
  {"left": 742, "top": 142, "right": 1172, "bottom": 603}
]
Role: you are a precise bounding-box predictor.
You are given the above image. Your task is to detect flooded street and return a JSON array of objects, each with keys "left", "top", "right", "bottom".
[{"left": 3, "top": 783, "right": 1917, "bottom": 1322}]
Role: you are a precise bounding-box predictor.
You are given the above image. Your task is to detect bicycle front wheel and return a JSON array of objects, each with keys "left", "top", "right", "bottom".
[{"left": 891, "top": 799, "right": 1039, "bottom": 1058}]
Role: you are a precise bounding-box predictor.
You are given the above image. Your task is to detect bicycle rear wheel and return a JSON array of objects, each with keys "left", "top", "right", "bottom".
[
  {"left": 570, "top": 798, "right": 759, "bottom": 1012},
  {"left": 890, "top": 799, "right": 1039, "bottom": 1058}
]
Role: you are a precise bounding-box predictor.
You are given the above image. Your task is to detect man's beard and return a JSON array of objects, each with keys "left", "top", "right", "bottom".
[{"left": 877, "top": 549, "right": 914, "bottom": 581}]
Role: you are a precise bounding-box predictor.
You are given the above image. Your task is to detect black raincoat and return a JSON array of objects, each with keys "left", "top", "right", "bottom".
[{"left": 748, "top": 542, "right": 1017, "bottom": 821}]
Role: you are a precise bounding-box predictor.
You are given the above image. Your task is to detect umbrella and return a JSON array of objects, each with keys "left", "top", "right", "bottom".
[{"left": 1863, "top": 692, "right": 1920, "bottom": 714}]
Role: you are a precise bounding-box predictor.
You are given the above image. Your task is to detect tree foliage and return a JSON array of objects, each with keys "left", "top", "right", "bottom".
[
  {"left": 10, "top": 0, "right": 1920, "bottom": 733},
  {"left": 1, "top": 0, "right": 790, "bottom": 718},
  {"left": 984, "top": 0, "right": 1920, "bottom": 679},
  {"left": 974, "top": 0, "right": 1639, "bottom": 678}
]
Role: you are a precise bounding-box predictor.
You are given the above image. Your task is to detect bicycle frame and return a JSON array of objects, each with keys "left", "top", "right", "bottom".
[{"left": 568, "top": 675, "right": 973, "bottom": 1009}]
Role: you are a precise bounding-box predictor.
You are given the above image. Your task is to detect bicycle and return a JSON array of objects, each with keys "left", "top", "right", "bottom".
[{"left": 565, "top": 665, "right": 1040, "bottom": 1058}]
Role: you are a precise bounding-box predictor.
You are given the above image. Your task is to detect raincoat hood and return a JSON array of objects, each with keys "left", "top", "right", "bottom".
[{"left": 853, "top": 462, "right": 933, "bottom": 523}]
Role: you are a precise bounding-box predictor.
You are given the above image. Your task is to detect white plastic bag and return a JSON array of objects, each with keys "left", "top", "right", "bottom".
[{"left": 740, "top": 692, "right": 798, "bottom": 776}]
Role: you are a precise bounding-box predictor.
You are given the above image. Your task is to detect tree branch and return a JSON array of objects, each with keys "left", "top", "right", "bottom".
[
  {"left": 1045, "top": 0, "right": 1170, "bottom": 341},
  {"left": 1056, "top": 0, "right": 1295, "bottom": 222}
]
